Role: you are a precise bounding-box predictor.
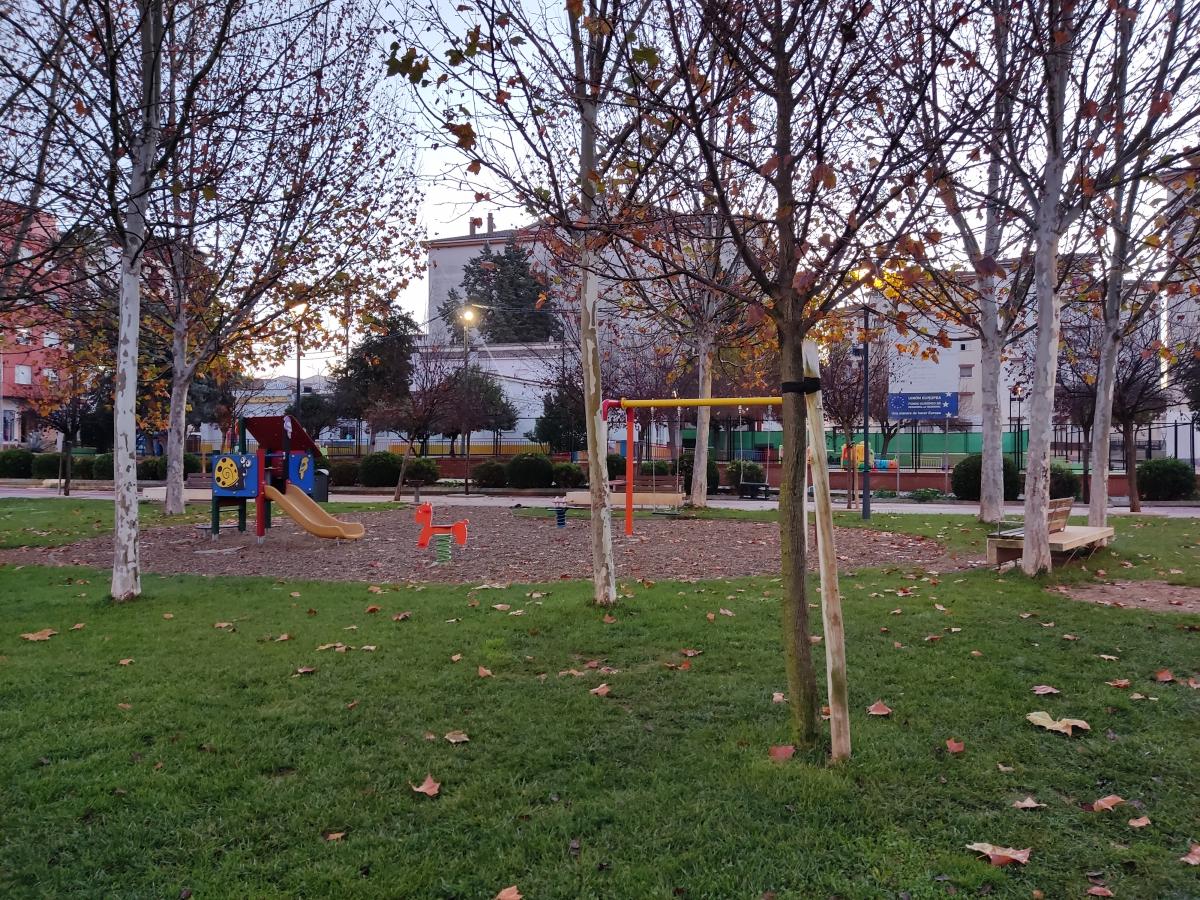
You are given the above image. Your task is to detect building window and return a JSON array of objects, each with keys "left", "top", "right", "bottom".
[
  {"left": 14, "top": 365, "right": 33, "bottom": 385},
  {"left": 43, "top": 368, "right": 58, "bottom": 384},
  {"left": 15, "top": 328, "right": 32, "bottom": 345},
  {"left": 43, "top": 331, "right": 60, "bottom": 348},
  {"left": 959, "top": 364, "right": 974, "bottom": 378},
  {"left": 960, "top": 343, "right": 967, "bottom": 351}
]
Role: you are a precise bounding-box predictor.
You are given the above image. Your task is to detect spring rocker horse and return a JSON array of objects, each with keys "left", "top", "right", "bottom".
[{"left": 415, "top": 503, "right": 468, "bottom": 563}]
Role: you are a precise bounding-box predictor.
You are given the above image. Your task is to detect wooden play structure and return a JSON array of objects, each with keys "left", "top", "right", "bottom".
[
  {"left": 986, "top": 497, "right": 1113, "bottom": 566},
  {"left": 209, "top": 415, "right": 364, "bottom": 542}
]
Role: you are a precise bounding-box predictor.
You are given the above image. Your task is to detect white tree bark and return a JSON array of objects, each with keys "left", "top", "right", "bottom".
[
  {"left": 689, "top": 331, "right": 713, "bottom": 507},
  {"left": 163, "top": 308, "right": 193, "bottom": 516},
  {"left": 112, "top": 0, "right": 163, "bottom": 601},
  {"left": 1087, "top": 324, "right": 1120, "bottom": 526},
  {"left": 580, "top": 247, "right": 617, "bottom": 606},
  {"left": 978, "top": 322, "right": 1005, "bottom": 522}
]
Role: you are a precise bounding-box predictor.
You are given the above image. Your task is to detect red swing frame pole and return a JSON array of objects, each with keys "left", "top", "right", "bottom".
[{"left": 624, "top": 404, "right": 634, "bottom": 536}]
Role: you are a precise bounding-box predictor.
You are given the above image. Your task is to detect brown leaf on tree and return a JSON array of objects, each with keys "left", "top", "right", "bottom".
[
  {"left": 1091, "top": 794, "right": 1124, "bottom": 812},
  {"left": 444, "top": 730, "right": 469, "bottom": 744},
  {"left": 1026, "top": 711, "right": 1089, "bottom": 736},
  {"left": 768, "top": 744, "right": 796, "bottom": 761},
  {"left": 21, "top": 628, "right": 58, "bottom": 641},
  {"left": 478, "top": 666, "right": 493, "bottom": 678},
  {"left": 410, "top": 773, "right": 441, "bottom": 797},
  {"left": 965, "top": 843, "right": 1031, "bottom": 866},
  {"left": 1128, "top": 816, "right": 1151, "bottom": 828},
  {"left": 1153, "top": 668, "right": 1175, "bottom": 683},
  {"left": 1012, "top": 796, "right": 1044, "bottom": 809},
  {"left": 494, "top": 887, "right": 522, "bottom": 900},
  {"left": 945, "top": 738, "right": 964, "bottom": 754},
  {"left": 867, "top": 700, "right": 892, "bottom": 716},
  {"left": 1031, "top": 685, "right": 1060, "bottom": 695},
  {"left": 589, "top": 683, "right": 611, "bottom": 697}
]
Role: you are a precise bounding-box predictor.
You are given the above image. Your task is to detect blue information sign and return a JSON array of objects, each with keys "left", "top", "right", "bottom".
[{"left": 887, "top": 392, "right": 959, "bottom": 419}]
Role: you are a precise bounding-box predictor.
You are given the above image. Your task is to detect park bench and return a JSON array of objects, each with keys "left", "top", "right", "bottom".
[
  {"left": 737, "top": 481, "right": 774, "bottom": 500},
  {"left": 986, "top": 497, "right": 1114, "bottom": 566}
]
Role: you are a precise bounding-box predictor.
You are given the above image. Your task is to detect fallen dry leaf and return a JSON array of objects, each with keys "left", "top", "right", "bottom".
[
  {"left": 214, "top": 622, "right": 234, "bottom": 630},
  {"left": 346, "top": 700, "right": 359, "bottom": 709},
  {"left": 1062, "top": 633, "right": 1079, "bottom": 641},
  {"left": 290, "top": 592, "right": 301, "bottom": 598},
  {"left": 1012, "top": 796, "right": 1044, "bottom": 810},
  {"left": 1180, "top": 842, "right": 1200, "bottom": 865},
  {"left": 118, "top": 658, "right": 134, "bottom": 666},
  {"left": 997, "top": 763, "right": 1014, "bottom": 773},
  {"left": 360, "top": 645, "right": 377, "bottom": 652},
  {"left": 1128, "top": 816, "right": 1151, "bottom": 828},
  {"left": 444, "top": 730, "right": 469, "bottom": 744},
  {"left": 771, "top": 692, "right": 785, "bottom": 704},
  {"left": 945, "top": 738, "right": 964, "bottom": 755},
  {"left": 1086, "top": 887, "right": 1114, "bottom": 897},
  {"left": 867, "top": 700, "right": 892, "bottom": 716},
  {"left": 1153, "top": 668, "right": 1175, "bottom": 683},
  {"left": 680, "top": 648, "right": 702, "bottom": 657},
  {"left": 970, "top": 650, "right": 983, "bottom": 657},
  {"left": 1031, "top": 685, "right": 1060, "bottom": 695},
  {"left": 410, "top": 774, "right": 440, "bottom": 797},
  {"left": 367, "top": 585, "right": 384, "bottom": 594},
  {"left": 20, "top": 628, "right": 57, "bottom": 642},
  {"left": 719, "top": 608, "right": 735, "bottom": 617},
  {"left": 274, "top": 633, "right": 292, "bottom": 642},
  {"left": 322, "top": 830, "right": 345, "bottom": 842},
  {"left": 1091, "top": 794, "right": 1124, "bottom": 812},
  {"left": 1026, "top": 710, "right": 1089, "bottom": 736},
  {"left": 162, "top": 613, "right": 174, "bottom": 620},
  {"left": 392, "top": 611, "right": 412, "bottom": 622},
  {"left": 494, "top": 887, "right": 522, "bottom": 900},
  {"left": 1099, "top": 654, "right": 1119, "bottom": 661},
  {"left": 602, "top": 613, "right": 616, "bottom": 624},
  {"left": 292, "top": 666, "right": 315, "bottom": 676},
  {"left": 1106, "top": 679, "right": 1131, "bottom": 689},
  {"left": 768, "top": 744, "right": 796, "bottom": 761},
  {"left": 705, "top": 612, "right": 715, "bottom": 622},
  {"left": 365, "top": 604, "right": 381, "bottom": 614},
  {"left": 450, "top": 653, "right": 463, "bottom": 662},
  {"left": 477, "top": 666, "right": 493, "bottom": 678},
  {"left": 70, "top": 623, "right": 85, "bottom": 631},
  {"left": 966, "top": 842, "right": 1031, "bottom": 866},
  {"left": 589, "top": 683, "right": 611, "bottom": 697},
  {"left": 491, "top": 604, "right": 511, "bottom": 612},
  {"left": 117, "top": 702, "right": 132, "bottom": 711}
]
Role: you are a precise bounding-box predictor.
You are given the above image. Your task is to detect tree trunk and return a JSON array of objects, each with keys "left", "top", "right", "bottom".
[
  {"left": 1020, "top": 233, "right": 1062, "bottom": 575},
  {"left": 393, "top": 442, "right": 415, "bottom": 501},
  {"left": 777, "top": 323, "right": 820, "bottom": 745},
  {"left": 1123, "top": 421, "right": 1141, "bottom": 512},
  {"left": 163, "top": 330, "right": 193, "bottom": 516},
  {"left": 1087, "top": 313, "right": 1122, "bottom": 526},
  {"left": 112, "top": 0, "right": 163, "bottom": 601},
  {"left": 63, "top": 438, "right": 72, "bottom": 497},
  {"left": 978, "top": 330, "right": 1006, "bottom": 522},
  {"left": 690, "top": 333, "right": 714, "bottom": 507}
]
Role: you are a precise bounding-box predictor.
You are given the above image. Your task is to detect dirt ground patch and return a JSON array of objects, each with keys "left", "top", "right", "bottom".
[
  {"left": 0, "top": 505, "right": 968, "bottom": 583},
  {"left": 1054, "top": 580, "right": 1200, "bottom": 614}
]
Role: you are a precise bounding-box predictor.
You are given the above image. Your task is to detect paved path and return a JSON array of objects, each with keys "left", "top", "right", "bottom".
[{"left": 3, "top": 486, "right": 1197, "bottom": 518}]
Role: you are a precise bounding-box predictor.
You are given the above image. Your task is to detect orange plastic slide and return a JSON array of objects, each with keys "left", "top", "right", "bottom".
[{"left": 263, "top": 483, "right": 365, "bottom": 540}]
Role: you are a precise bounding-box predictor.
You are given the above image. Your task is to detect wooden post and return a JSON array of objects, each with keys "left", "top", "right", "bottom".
[{"left": 801, "top": 341, "right": 851, "bottom": 762}]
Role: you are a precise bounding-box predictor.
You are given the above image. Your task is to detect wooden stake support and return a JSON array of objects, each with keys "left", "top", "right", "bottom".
[{"left": 802, "top": 340, "right": 851, "bottom": 762}]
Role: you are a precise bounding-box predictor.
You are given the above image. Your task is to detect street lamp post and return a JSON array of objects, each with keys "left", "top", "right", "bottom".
[{"left": 460, "top": 306, "right": 475, "bottom": 496}]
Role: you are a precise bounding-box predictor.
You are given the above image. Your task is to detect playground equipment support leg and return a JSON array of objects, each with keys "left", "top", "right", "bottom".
[{"left": 625, "top": 407, "right": 634, "bottom": 536}]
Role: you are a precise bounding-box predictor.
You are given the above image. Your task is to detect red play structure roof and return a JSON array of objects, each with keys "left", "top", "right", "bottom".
[{"left": 244, "top": 415, "right": 321, "bottom": 456}]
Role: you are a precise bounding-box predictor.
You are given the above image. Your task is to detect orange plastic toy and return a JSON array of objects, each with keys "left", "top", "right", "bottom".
[{"left": 415, "top": 503, "right": 468, "bottom": 548}]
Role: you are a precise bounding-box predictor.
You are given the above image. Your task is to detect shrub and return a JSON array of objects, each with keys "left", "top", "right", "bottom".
[
  {"left": 909, "top": 488, "right": 945, "bottom": 503},
  {"left": 472, "top": 460, "right": 508, "bottom": 489},
  {"left": 951, "top": 453, "right": 1021, "bottom": 501},
  {"left": 0, "top": 448, "right": 34, "bottom": 478},
  {"left": 404, "top": 456, "right": 440, "bottom": 485},
  {"left": 639, "top": 459, "right": 670, "bottom": 476},
  {"left": 31, "top": 453, "right": 62, "bottom": 478},
  {"left": 606, "top": 453, "right": 626, "bottom": 481},
  {"left": 183, "top": 453, "right": 202, "bottom": 477},
  {"left": 726, "top": 459, "right": 765, "bottom": 485},
  {"left": 873, "top": 489, "right": 898, "bottom": 499},
  {"left": 71, "top": 455, "right": 94, "bottom": 480},
  {"left": 359, "top": 452, "right": 402, "bottom": 487},
  {"left": 92, "top": 453, "right": 114, "bottom": 481},
  {"left": 506, "top": 452, "right": 554, "bottom": 489},
  {"left": 1137, "top": 457, "right": 1197, "bottom": 501},
  {"left": 329, "top": 460, "right": 360, "bottom": 487},
  {"left": 136, "top": 458, "right": 163, "bottom": 480},
  {"left": 674, "top": 452, "right": 720, "bottom": 495},
  {"left": 552, "top": 461, "right": 585, "bottom": 488},
  {"left": 1049, "top": 462, "right": 1080, "bottom": 500}
]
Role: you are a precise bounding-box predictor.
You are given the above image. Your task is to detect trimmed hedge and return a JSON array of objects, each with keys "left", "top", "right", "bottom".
[
  {"left": 359, "top": 452, "right": 401, "bottom": 487},
  {"left": 472, "top": 460, "right": 508, "bottom": 489},
  {"left": 329, "top": 460, "right": 360, "bottom": 487},
  {"left": 1137, "top": 457, "right": 1197, "bottom": 500},
  {"left": 136, "top": 458, "right": 161, "bottom": 480},
  {"left": 506, "top": 452, "right": 554, "bottom": 489},
  {"left": 71, "top": 455, "right": 94, "bottom": 479},
  {"left": 0, "top": 448, "right": 34, "bottom": 478},
  {"left": 92, "top": 453, "right": 114, "bottom": 481},
  {"left": 404, "top": 457, "right": 440, "bottom": 485},
  {"left": 184, "top": 453, "right": 202, "bottom": 477},
  {"left": 1049, "top": 462, "right": 1080, "bottom": 500},
  {"left": 639, "top": 459, "right": 670, "bottom": 476},
  {"left": 726, "top": 459, "right": 765, "bottom": 485},
  {"left": 606, "top": 453, "right": 626, "bottom": 481},
  {"left": 552, "top": 461, "right": 585, "bottom": 488},
  {"left": 951, "top": 453, "right": 1021, "bottom": 501},
  {"left": 675, "top": 452, "right": 720, "bottom": 495},
  {"left": 31, "top": 453, "right": 62, "bottom": 479}
]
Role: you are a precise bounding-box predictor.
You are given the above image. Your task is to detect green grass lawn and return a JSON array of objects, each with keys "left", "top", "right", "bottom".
[{"left": 2, "top": 525, "right": 1198, "bottom": 897}]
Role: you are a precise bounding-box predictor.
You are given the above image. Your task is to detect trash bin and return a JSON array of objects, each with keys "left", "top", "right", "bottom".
[{"left": 312, "top": 468, "right": 330, "bottom": 503}]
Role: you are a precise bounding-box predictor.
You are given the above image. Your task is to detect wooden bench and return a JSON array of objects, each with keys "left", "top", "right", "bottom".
[{"left": 986, "top": 497, "right": 1114, "bottom": 566}]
